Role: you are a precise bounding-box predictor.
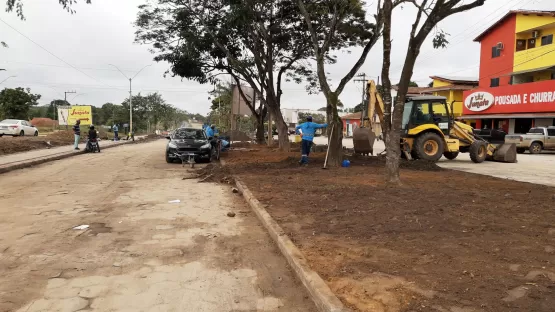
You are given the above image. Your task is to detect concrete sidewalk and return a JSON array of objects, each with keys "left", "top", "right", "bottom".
[{"left": 0, "top": 138, "right": 140, "bottom": 174}]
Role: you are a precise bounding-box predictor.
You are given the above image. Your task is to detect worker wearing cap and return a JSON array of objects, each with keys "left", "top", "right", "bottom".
[{"left": 295, "top": 116, "right": 328, "bottom": 165}]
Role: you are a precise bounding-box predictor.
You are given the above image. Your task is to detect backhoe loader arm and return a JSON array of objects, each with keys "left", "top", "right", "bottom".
[{"left": 366, "top": 80, "right": 385, "bottom": 130}]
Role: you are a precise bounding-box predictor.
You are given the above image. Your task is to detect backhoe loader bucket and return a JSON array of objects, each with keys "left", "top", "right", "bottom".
[
  {"left": 488, "top": 143, "right": 518, "bottom": 163},
  {"left": 353, "top": 127, "right": 376, "bottom": 155}
]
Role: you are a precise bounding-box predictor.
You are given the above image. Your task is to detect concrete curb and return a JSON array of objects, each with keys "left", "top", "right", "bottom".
[
  {"left": 0, "top": 138, "right": 145, "bottom": 175},
  {"left": 233, "top": 177, "right": 351, "bottom": 312}
]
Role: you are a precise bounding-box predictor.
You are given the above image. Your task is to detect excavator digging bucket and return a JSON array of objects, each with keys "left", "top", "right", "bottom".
[
  {"left": 353, "top": 127, "right": 376, "bottom": 155},
  {"left": 488, "top": 143, "right": 518, "bottom": 163}
]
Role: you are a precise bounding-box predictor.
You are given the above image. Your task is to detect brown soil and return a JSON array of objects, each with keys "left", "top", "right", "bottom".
[
  {"left": 0, "top": 132, "right": 161, "bottom": 156},
  {"left": 226, "top": 148, "right": 555, "bottom": 312},
  {"left": 221, "top": 129, "right": 252, "bottom": 141},
  {"left": 0, "top": 131, "right": 82, "bottom": 155}
]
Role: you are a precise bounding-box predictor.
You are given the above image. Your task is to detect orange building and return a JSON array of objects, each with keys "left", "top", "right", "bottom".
[{"left": 462, "top": 10, "right": 555, "bottom": 134}]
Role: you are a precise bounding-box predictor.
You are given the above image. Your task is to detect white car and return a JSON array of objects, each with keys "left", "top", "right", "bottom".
[{"left": 0, "top": 119, "right": 39, "bottom": 137}]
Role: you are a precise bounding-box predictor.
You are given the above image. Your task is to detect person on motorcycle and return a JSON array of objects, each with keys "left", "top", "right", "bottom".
[{"left": 87, "top": 125, "right": 98, "bottom": 151}]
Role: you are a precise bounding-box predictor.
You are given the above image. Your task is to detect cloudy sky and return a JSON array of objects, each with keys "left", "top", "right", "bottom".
[{"left": 0, "top": 0, "right": 552, "bottom": 115}]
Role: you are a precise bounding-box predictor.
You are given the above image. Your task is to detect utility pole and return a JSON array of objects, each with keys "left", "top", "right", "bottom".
[
  {"left": 354, "top": 73, "right": 368, "bottom": 125},
  {"left": 109, "top": 64, "right": 151, "bottom": 136}
]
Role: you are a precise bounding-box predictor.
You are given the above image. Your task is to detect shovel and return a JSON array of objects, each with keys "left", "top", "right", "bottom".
[{"left": 323, "top": 124, "right": 334, "bottom": 169}]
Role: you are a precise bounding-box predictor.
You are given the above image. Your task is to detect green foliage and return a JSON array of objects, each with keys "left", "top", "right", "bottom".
[
  {"left": 0, "top": 87, "right": 41, "bottom": 119},
  {"left": 428, "top": 81, "right": 433, "bottom": 87},
  {"left": 5, "top": 0, "right": 91, "bottom": 19},
  {"left": 298, "top": 112, "right": 325, "bottom": 124},
  {"left": 408, "top": 81, "right": 419, "bottom": 87},
  {"left": 432, "top": 30, "right": 450, "bottom": 49}
]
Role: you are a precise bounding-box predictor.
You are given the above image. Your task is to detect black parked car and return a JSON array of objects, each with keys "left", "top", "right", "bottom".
[{"left": 166, "top": 128, "right": 213, "bottom": 163}]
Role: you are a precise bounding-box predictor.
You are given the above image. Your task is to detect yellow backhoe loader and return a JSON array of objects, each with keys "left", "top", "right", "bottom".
[{"left": 353, "top": 80, "right": 517, "bottom": 163}]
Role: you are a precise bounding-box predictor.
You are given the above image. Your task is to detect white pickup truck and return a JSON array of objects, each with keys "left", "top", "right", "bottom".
[{"left": 504, "top": 126, "right": 555, "bottom": 154}]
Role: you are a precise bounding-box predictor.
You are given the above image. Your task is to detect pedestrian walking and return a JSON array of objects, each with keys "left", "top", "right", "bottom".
[
  {"left": 295, "top": 116, "right": 328, "bottom": 165},
  {"left": 113, "top": 124, "right": 119, "bottom": 141},
  {"left": 73, "top": 120, "right": 81, "bottom": 150}
]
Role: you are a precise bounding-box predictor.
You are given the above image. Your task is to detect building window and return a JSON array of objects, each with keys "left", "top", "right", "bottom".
[
  {"left": 542, "top": 34, "right": 553, "bottom": 46},
  {"left": 490, "top": 78, "right": 500, "bottom": 87},
  {"left": 527, "top": 38, "right": 536, "bottom": 49},
  {"left": 491, "top": 46, "right": 501, "bottom": 58},
  {"left": 516, "top": 39, "right": 527, "bottom": 51}
]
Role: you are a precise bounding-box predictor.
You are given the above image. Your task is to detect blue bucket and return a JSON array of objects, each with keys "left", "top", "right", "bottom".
[{"left": 341, "top": 159, "right": 351, "bottom": 167}]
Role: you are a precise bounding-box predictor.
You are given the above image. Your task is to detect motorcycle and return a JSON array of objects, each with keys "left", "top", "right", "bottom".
[{"left": 86, "top": 137, "right": 101, "bottom": 153}]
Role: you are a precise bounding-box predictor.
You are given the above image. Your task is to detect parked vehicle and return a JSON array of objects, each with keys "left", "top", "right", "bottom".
[
  {"left": 165, "top": 127, "right": 213, "bottom": 164},
  {"left": 504, "top": 127, "right": 555, "bottom": 154},
  {"left": 0, "top": 119, "right": 39, "bottom": 137}
]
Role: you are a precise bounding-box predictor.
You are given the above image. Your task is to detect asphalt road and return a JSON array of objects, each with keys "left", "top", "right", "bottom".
[{"left": 0, "top": 140, "right": 315, "bottom": 312}]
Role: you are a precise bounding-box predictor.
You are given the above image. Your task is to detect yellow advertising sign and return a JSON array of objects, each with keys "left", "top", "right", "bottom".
[{"left": 67, "top": 106, "right": 92, "bottom": 125}]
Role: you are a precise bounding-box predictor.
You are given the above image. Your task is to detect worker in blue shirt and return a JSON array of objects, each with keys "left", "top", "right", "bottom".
[
  {"left": 205, "top": 124, "right": 214, "bottom": 138},
  {"left": 295, "top": 116, "right": 328, "bottom": 165}
]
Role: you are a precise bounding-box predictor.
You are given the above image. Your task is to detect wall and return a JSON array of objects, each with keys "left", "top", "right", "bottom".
[
  {"left": 432, "top": 79, "right": 451, "bottom": 88},
  {"left": 478, "top": 15, "right": 516, "bottom": 88},
  {"left": 534, "top": 118, "right": 553, "bottom": 127},
  {"left": 514, "top": 14, "right": 555, "bottom": 72},
  {"left": 432, "top": 90, "right": 464, "bottom": 117},
  {"left": 515, "top": 14, "right": 555, "bottom": 33}
]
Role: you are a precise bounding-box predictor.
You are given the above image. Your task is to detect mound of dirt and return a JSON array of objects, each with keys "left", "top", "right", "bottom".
[
  {"left": 221, "top": 130, "right": 252, "bottom": 142},
  {"left": 194, "top": 163, "right": 235, "bottom": 184},
  {"left": 45, "top": 130, "right": 84, "bottom": 144}
]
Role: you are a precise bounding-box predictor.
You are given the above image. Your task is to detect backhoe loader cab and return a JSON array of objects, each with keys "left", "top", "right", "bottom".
[{"left": 401, "top": 95, "right": 517, "bottom": 163}]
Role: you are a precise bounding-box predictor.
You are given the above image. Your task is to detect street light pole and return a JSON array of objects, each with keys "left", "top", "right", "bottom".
[
  {"left": 0, "top": 75, "right": 16, "bottom": 85},
  {"left": 109, "top": 64, "right": 151, "bottom": 136}
]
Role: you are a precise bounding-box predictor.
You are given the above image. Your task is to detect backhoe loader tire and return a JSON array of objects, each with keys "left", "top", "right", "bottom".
[
  {"left": 529, "top": 142, "right": 542, "bottom": 154},
  {"left": 443, "top": 152, "right": 459, "bottom": 160},
  {"left": 469, "top": 141, "right": 487, "bottom": 163},
  {"left": 414, "top": 132, "right": 444, "bottom": 161}
]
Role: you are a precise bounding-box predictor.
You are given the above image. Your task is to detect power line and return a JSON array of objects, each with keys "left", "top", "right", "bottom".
[
  {"left": 390, "top": 0, "right": 536, "bottom": 76},
  {"left": 0, "top": 60, "right": 147, "bottom": 73},
  {"left": 0, "top": 17, "right": 116, "bottom": 88}
]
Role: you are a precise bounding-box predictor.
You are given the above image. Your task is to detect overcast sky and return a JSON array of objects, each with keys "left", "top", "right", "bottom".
[{"left": 0, "top": 0, "right": 552, "bottom": 115}]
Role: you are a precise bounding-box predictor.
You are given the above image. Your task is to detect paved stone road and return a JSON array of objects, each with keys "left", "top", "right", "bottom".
[{"left": 0, "top": 140, "right": 315, "bottom": 312}]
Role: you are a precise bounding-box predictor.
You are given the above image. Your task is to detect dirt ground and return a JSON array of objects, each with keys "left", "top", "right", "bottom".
[
  {"left": 0, "top": 140, "right": 315, "bottom": 311},
  {"left": 0, "top": 131, "right": 84, "bottom": 155},
  {"left": 223, "top": 146, "right": 555, "bottom": 312}
]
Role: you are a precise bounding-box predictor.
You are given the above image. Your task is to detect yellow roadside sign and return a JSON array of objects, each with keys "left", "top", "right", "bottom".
[{"left": 67, "top": 106, "right": 92, "bottom": 125}]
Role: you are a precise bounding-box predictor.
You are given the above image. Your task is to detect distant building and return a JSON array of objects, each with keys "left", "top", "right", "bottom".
[
  {"left": 341, "top": 112, "right": 362, "bottom": 137},
  {"left": 462, "top": 10, "right": 555, "bottom": 134},
  {"left": 427, "top": 75, "right": 478, "bottom": 118}
]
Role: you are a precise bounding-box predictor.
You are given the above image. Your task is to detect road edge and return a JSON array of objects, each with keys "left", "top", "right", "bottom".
[
  {"left": 0, "top": 138, "right": 147, "bottom": 175},
  {"left": 232, "top": 173, "right": 351, "bottom": 312}
]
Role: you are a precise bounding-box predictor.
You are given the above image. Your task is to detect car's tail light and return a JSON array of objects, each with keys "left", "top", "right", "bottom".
[
  {"left": 520, "top": 136, "right": 523, "bottom": 142},
  {"left": 9, "top": 125, "right": 18, "bottom": 129}
]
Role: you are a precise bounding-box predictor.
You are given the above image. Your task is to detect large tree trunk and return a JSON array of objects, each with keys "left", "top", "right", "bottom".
[
  {"left": 255, "top": 114, "right": 265, "bottom": 144},
  {"left": 325, "top": 94, "right": 343, "bottom": 167},
  {"left": 266, "top": 98, "right": 290, "bottom": 150}
]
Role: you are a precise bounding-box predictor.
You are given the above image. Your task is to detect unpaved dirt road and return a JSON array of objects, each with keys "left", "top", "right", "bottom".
[{"left": 0, "top": 140, "right": 315, "bottom": 312}]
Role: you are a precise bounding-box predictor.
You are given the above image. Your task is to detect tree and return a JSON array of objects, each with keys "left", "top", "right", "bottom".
[
  {"left": 0, "top": 87, "right": 41, "bottom": 120},
  {"left": 298, "top": 111, "right": 325, "bottom": 124},
  {"left": 428, "top": 81, "right": 434, "bottom": 87},
  {"left": 4, "top": 0, "right": 91, "bottom": 46},
  {"left": 296, "top": 0, "right": 385, "bottom": 166},
  {"left": 317, "top": 107, "right": 327, "bottom": 112},
  {"left": 5, "top": 0, "right": 91, "bottom": 19},
  {"left": 135, "top": 0, "right": 358, "bottom": 149},
  {"left": 380, "top": 0, "right": 485, "bottom": 184},
  {"left": 409, "top": 81, "right": 419, "bottom": 87}
]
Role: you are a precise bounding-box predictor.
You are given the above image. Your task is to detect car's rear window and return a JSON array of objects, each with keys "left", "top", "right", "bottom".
[
  {"left": 0, "top": 119, "right": 19, "bottom": 124},
  {"left": 528, "top": 128, "right": 544, "bottom": 134},
  {"left": 173, "top": 129, "right": 206, "bottom": 139}
]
